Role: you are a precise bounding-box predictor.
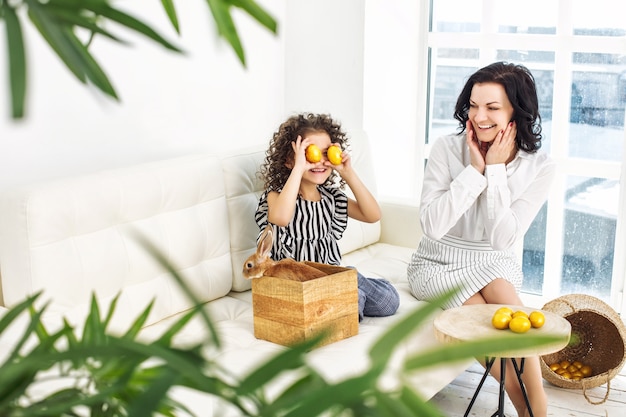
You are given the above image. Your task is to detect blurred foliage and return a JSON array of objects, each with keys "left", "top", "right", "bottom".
[
  {"left": 0, "top": 0, "right": 278, "bottom": 118},
  {"left": 0, "top": 236, "right": 564, "bottom": 416}
]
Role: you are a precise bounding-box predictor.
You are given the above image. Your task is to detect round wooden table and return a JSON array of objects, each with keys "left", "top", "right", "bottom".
[{"left": 433, "top": 304, "right": 572, "bottom": 417}]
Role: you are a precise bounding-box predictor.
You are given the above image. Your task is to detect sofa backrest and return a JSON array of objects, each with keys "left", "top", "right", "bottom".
[
  {"left": 0, "top": 154, "right": 233, "bottom": 330},
  {"left": 221, "top": 130, "right": 381, "bottom": 292}
]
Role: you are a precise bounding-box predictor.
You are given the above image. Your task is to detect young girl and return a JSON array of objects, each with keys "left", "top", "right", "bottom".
[{"left": 255, "top": 113, "right": 399, "bottom": 321}]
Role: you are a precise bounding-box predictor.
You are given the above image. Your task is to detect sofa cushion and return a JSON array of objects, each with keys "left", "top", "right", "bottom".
[
  {"left": 0, "top": 154, "right": 233, "bottom": 330},
  {"left": 221, "top": 148, "right": 267, "bottom": 292}
]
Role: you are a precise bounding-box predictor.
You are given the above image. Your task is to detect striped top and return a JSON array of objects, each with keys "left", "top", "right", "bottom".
[{"left": 254, "top": 186, "right": 348, "bottom": 265}]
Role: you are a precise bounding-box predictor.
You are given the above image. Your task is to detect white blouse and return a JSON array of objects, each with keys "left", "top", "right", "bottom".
[{"left": 420, "top": 133, "right": 556, "bottom": 251}]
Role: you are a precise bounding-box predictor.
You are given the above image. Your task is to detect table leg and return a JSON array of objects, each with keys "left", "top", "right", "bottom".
[
  {"left": 464, "top": 357, "right": 534, "bottom": 417},
  {"left": 511, "top": 358, "right": 534, "bottom": 417}
]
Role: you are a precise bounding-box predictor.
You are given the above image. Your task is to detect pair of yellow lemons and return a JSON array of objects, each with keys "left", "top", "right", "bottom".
[
  {"left": 305, "top": 144, "right": 342, "bottom": 165},
  {"left": 491, "top": 306, "right": 545, "bottom": 333}
]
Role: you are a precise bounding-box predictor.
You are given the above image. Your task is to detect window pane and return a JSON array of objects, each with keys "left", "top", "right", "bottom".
[
  {"left": 569, "top": 56, "right": 625, "bottom": 160},
  {"left": 429, "top": 61, "right": 476, "bottom": 143},
  {"left": 522, "top": 204, "right": 548, "bottom": 295},
  {"left": 493, "top": 0, "right": 558, "bottom": 32},
  {"left": 431, "top": 0, "right": 481, "bottom": 33},
  {"left": 573, "top": 0, "right": 626, "bottom": 36},
  {"left": 561, "top": 176, "right": 618, "bottom": 303}
]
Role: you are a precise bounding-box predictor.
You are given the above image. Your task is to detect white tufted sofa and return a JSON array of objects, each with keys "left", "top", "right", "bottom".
[{"left": 0, "top": 133, "right": 470, "bottom": 415}]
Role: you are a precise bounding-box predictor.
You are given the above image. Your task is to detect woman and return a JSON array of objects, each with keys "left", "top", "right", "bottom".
[{"left": 407, "top": 62, "right": 555, "bottom": 417}]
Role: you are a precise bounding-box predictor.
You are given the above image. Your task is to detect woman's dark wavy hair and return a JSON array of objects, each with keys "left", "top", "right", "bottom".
[
  {"left": 259, "top": 113, "right": 349, "bottom": 191},
  {"left": 453, "top": 61, "right": 543, "bottom": 153}
]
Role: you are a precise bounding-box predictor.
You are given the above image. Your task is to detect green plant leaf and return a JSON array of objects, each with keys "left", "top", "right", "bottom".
[
  {"left": 205, "top": 0, "right": 246, "bottom": 65},
  {"left": 126, "top": 368, "right": 179, "bottom": 417},
  {"left": 27, "top": 1, "right": 88, "bottom": 83},
  {"left": 237, "top": 334, "right": 322, "bottom": 396},
  {"left": 130, "top": 231, "right": 222, "bottom": 349},
  {"left": 79, "top": 1, "right": 183, "bottom": 53},
  {"left": 228, "top": 0, "right": 278, "bottom": 33},
  {"left": 369, "top": 287, "right": 458, "bottom": 369},
  {"left": 396, "top": 386, "right": 445, "bottom": 417},
  {"left": 404, "top": 333, "right": 562, "bottom": 371},
  {"left": 44, "top": 5, "right": 126, "bottom": 44},
  {"left": 161, "top": 0, "right": 180, "bottom": 34},
  {"left": 2, "top": 3, "right": 27, "bottom": 119}
]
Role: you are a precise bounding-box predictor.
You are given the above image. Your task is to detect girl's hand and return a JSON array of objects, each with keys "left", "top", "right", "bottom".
[
  {"left": 466, "top": 121, "right": 486, "bottom": 174},
  {"left": 291, "top": 136, "right": 315, "bottom": 174},
  {"left": 325, "top": 147, "right": 352, "bottom": 175},
  {"left": 486, "top": 121, "right": 517, "bottom": 166}
]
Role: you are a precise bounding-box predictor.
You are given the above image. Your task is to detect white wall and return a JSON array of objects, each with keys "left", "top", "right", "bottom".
[
  {"left": 0, "top": 1, "right": 286, "bottom": 189},
  {"left": 0, "top": 1, "right": 413, "bottom": 196}
]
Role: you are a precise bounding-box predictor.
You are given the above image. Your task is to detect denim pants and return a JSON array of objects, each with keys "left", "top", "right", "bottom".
[{"left": 354, "top": 270, "right": 400, "bottom": 321}]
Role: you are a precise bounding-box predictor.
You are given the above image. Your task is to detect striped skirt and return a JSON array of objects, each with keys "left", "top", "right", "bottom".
[{"left": 407, "top": 234, "right": 523, "bottom": 309}]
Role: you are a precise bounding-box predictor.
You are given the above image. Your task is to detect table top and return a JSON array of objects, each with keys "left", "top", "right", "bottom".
[{"left": 433, "top": 304, "right": 571, "bottom": 358}]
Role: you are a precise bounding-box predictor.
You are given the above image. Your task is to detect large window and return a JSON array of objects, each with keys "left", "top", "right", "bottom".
[{"left": 365, "top": 0, "right": 625, "bottom": 315}]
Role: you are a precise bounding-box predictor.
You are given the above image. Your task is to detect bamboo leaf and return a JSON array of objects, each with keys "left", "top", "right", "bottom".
[
  {"left": 205, "top": 0, "right": 246, "bottom": 65},
  {"left": 396, "top": 386, "right": 445, "bottom": 417},
  {"left": 58, "top": 27, "right": 118, "bottom": 98},
  {"left": 2, "top": 3, "right": 27, "bottom": 118},
  {"left": 79, "top": 2, "right": 183, "bottom": 53},
  {"left": 27, "top": 2, "right": 88, "bottom": 83},
  {"left": 44, "top": 6, "right": 126, "bottom": 44},
  {"left": 131, "top": 231, "right": 222, "bottom": 349},
  {"left": 404, "top": 333, "right": 562, "bottom": 371},
  {"left": 121, "top": 299, "right": 155, "bottom": 340},
  {"left": 369, "top": 287, "right": 458, "bottom": 368},
  {"left": 126, "top": 368, "right": 179, "bottom": 417},
  {"left": 237, "top": 335, "right": 321, "bottom": 395},
  {"left": 160, "top": 0, "right": 180, "bottom": 34},
  {"left": 228, "top": 0, "right": 277, "bottom": 33}
]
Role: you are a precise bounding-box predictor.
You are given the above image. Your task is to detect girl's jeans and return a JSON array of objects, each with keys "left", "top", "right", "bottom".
[{"left": 355, "top": 269, "right": 400, "bottom": 321}]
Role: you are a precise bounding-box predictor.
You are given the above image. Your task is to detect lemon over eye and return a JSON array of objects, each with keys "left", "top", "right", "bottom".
[
  {"left": 327, "top": 145, "right": 343, "bottom": 165},
  {"left": 305, "top": 144, "right": 322, "bottom": 163}
]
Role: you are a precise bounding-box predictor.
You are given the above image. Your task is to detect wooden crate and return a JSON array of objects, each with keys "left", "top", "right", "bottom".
[{"left": 251, "top": 262, "right": 359, "bottom": 348}]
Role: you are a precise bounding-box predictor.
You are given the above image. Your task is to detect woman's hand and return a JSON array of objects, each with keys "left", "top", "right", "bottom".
[
  {"left": 486, "top": 121, "right": 517, "bottom": 166},
  {"left": 466, "top": 121, "right": 486, "bottom": 174}
]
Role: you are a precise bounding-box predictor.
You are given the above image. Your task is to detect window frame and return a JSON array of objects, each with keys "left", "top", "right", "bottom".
[{"left": 417, "top": 0, "right": 626, "bottom": 315}]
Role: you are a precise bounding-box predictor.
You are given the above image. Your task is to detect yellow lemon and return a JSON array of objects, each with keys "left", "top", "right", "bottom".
[
  {"left": 528, "top": 311, "right": 546, "bottom": 328},
  {"left": 580, "top": 365, "right": 593, "bottom": 377},
  {"left": 511, "top": 310, "right": 529, "bottom": 319},
  {"left": 305, "top": 144, "right": 322, "bottom": 163},
  {"left": 508, "top": 316, "right": 531, "bottom": 333},
  {"left": 327, "top": 145, "right": 343, "bottom": 165},
  {"left": 494, "top": 306, "right": 513, "bottom": 317},
  {"left": 491, "top": 312, "right": 512, "bottom": 330}
]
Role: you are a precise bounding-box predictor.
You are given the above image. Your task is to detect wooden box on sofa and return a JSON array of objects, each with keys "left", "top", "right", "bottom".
[{"left": 251, "top": 262, "right": 358, "bottom": 347}]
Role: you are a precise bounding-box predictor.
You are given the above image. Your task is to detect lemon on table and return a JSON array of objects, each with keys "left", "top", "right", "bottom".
[
  {"left": 305, "top": 144, "right": 322, "bottom": 163},
  {"left": 492, "top": 312, "right": 512, "bottom": 330},
  {"left": 528, "top": 311, "right": 546, "bottom": 328},
  {"left": 327, "top": 145, "right": 343, "bottom": 165},
  {"left": 494, "top": 306, "right": 513, "bottom": 317},
  {"left": 509, "top": 316, "right": 531, "bottom": 333},
  {"left": 512, "top": 310, "right": 529, "bottom": 319}
]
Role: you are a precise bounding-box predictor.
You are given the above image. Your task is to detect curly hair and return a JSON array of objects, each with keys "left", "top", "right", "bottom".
[
  {"left": 453, "top": 61, "right": 543, "bottom": 153},
  {"left": 259, "top": 113, "right": 350, "bottom": 191}
]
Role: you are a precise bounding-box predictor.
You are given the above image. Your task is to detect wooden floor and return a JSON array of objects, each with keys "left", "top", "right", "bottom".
[{"left": 428, "top": 361, "right": 626, "bottom": 416}]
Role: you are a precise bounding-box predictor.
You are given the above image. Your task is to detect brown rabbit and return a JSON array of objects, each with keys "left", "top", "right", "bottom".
[{"left": 242, "top": 226, "right": 327, "bottom": 282}]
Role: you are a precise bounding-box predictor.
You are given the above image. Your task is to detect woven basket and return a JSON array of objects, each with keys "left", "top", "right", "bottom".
[{"left": 540, "top": 294, "right": 626, "bottom": 404}]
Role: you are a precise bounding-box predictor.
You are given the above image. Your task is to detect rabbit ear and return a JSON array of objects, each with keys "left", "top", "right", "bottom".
[{"left": 258, "top": 225, "right": 273, "bottom": 258}]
